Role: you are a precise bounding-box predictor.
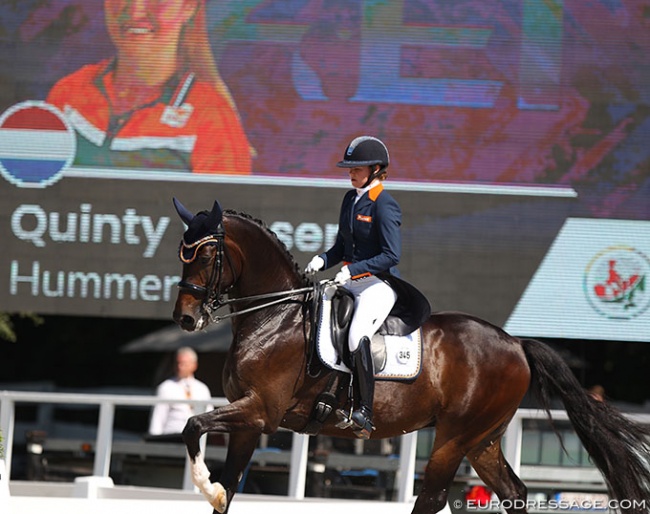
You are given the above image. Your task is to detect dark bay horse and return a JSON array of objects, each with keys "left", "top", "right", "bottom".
[{"left": 172, "top": 198, "right": 650, "bottom": 514}]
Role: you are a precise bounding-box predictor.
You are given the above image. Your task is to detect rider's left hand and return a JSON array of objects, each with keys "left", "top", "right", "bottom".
[
  {"left": 334, "top": 266, "right": 351, "bottom": 285},
  {"left": 305, "top": 255, "right": 325, "bottom": 274}
]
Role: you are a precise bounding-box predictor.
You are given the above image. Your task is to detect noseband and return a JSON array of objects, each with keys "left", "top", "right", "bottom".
[{"left": 177, "top": 226, "right": 312, "bottom": 323}]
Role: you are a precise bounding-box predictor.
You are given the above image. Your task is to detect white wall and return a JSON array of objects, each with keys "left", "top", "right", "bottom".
[{"left": 7, "top": 496, "right": 420, "bottom": 514}]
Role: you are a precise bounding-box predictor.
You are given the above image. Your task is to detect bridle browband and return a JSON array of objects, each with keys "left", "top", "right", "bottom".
[{"left": 177, "top": 225, "right": 312, "bottom": 323}]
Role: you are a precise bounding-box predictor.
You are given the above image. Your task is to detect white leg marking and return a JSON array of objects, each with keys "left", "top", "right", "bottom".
[{"left": 191, "top": 452, "right": 227, "bottom": 513}]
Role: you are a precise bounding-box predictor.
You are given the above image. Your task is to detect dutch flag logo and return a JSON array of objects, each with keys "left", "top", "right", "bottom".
[{"left": 0, "top": 101, "right": 76, "bottom": 188}]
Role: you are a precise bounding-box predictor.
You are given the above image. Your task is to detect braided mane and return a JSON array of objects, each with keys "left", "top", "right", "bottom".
[{"left": 223, "top": 209, "right": 308, "bottom": 285}]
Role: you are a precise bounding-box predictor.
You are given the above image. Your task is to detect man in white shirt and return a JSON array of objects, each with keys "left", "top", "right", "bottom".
[{"left": 148, "top": 346, "right": 212, "bottom": 436}]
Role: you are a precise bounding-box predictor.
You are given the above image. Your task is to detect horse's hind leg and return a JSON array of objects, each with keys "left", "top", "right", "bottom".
[
  {"left": 411, "top": 433, "right": 466, "bottom": 514},
  {"left": 467, "top": 439, "right": 528, "bottom": 514}
]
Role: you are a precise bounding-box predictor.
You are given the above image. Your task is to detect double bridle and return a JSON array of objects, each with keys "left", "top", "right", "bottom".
[{"left": 177, "top": 227, "right": 313, "bottom": 323}]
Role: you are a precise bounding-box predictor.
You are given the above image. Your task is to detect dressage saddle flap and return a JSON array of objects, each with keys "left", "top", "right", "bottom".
[{"left": 330, "top": 288, "right": 354, "bottom": 363}]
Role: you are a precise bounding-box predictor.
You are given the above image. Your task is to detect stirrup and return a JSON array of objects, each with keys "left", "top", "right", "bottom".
[
  {"left": 351, "top": 409, "right": 375, "bottom": 440},
  {"left": 335, "top": 408, "right": 354, "bottom": 429}
]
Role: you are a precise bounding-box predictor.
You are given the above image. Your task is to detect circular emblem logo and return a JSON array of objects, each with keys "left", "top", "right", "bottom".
[
  {"left": 584, "top": 246, "right": 650, "bottom": 320},
  {"left": 0, "top": 101, "right": 75, "bottom": 188}
]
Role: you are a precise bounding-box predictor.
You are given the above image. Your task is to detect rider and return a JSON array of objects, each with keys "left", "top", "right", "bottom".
[{"left": 305, "top": 135, "right": 401, "bottom": 439}]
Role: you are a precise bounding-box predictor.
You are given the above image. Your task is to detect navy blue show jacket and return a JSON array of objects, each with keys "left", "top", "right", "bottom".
[{"left": 320, "top": 183, "right": 401, "bottom": 279}]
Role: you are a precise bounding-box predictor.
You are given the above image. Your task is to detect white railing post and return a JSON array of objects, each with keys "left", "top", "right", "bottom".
[
  {"left": 503, "top": 410, "right": 523, "bottom": 476},
  {"left": 288, "top": 432, "right": 310, "bottom": 499},
  {"left": 396, "top": 431, "right": 418, "bottom": 502},
  {"left": 93, "top": 401, "right": 115, "bottom": 476},
  {"left": 0, "top": 394, "right": 15, "bottom": 481}
]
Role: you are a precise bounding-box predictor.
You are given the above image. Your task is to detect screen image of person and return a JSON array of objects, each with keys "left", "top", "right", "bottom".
[
  {"left": 148, "top": 346, "right": 212, "bottom": 437},
  {"left": 46, "top": 0, "right": 252, "bottom": 174}
]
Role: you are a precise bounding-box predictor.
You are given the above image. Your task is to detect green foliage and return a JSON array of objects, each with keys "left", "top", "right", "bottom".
[
  {"left": 0, "top": 313, "right": 15, "bottom": 342},
  {"left": 0, "top": 312, "right": 43, "bottom": 342}
]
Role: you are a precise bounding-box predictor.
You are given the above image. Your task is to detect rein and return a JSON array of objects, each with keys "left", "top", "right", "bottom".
[
  {"left": 208, "top": 287, "right": 314, "bottom": 323},
  {"left": 177, "top": 227, "right": 313, "bottom": 323}
]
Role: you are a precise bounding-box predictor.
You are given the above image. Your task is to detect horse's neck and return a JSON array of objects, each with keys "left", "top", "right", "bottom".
[
  {"left": 225, "top": 219, "right": 307, "bottom": 348},
  {"left": 228, "top": 217, "right": 304, "bottom": 296}
]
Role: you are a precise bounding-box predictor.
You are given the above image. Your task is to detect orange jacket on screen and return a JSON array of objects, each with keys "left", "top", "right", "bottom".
[{"left": 47, "top": 59, "right": 252, "bottom": 174}]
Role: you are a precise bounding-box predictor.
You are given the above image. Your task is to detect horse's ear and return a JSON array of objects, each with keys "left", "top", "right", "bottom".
[
  {"left": 211, "top": 200, "right": 223, "bottom": 218},
  {"left": 207, "top": 200, "right": 224, "bottom": 227},
  {"left": 173, "top": 197, "right": 194, "bottom": 225}
]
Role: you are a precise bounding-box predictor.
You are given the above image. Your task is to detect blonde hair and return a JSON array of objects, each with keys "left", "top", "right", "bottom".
[
  {"left": 179, "top": 0, "right": 237, "bottom": 111},
  {"left": 180, "top": 1, "right": 256, "bottom": 156}
]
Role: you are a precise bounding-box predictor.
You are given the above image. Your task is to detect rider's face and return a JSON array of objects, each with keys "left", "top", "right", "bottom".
[{"left": 348, "top": 166, "right": 373, "bottom": 188}]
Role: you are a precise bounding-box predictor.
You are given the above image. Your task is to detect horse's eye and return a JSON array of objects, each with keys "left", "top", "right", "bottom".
[{"left": 199, "top": 252, "right": 213, "bottom": 264}]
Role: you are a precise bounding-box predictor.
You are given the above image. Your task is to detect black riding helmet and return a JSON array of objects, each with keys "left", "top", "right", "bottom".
[
  {"left": 337, "top": 136, "right": 390, "bottom": 169},
  {"left": 337, "top": 136, "right": 390, "bottom": 187}
]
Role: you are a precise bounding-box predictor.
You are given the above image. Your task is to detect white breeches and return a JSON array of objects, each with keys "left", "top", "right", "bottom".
[{"left": 344, "top": 275, "right": 397, "bottom": 352}]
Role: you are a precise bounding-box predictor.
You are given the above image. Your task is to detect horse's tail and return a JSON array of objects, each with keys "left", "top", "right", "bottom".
[{"left": 521, "top": 338, "right": 650, "bottom": 512}]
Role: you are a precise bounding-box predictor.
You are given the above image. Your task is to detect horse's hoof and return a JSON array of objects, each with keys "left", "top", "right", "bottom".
[{"left": 209, "top": 482, "right": 227, "bottom": 513}]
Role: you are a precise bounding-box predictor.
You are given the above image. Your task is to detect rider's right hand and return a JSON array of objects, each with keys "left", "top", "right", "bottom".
[{"left": 305, "top": 255, "right": 325, "bottom": 274}]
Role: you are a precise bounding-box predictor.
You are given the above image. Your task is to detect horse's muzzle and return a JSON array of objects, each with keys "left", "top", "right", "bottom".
[
  {"left": 173, "top": 302, "right": 208, "bottom": 331},
  {"left": 173, "top": 311, "right": 198, "bottom": 331}
]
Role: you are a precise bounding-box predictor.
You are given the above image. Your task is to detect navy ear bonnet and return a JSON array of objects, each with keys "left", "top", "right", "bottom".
[{"left": 173, "top": 198, "right": 224, "bottom": 262}]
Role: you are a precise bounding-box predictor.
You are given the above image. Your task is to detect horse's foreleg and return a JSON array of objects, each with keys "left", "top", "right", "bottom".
[
  {"left": 220, "top": 431, "right": 261, "bottom": 507},
  {"left": 188, "top": 432, "right": 260, "bottom": 514},
  {"left": 182, "top": 398, "right": 265, "bottom": 513},
  {"left": 189, "top": 451, "right": 228, "bottom": 513}
]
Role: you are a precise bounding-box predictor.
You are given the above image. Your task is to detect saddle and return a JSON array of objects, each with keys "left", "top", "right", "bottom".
[
  {"left": 328, "top": 275, "right": 431, "bottom": 370},
  {"left": 302, "top": 277, "right": 431, "bottom": 436}
]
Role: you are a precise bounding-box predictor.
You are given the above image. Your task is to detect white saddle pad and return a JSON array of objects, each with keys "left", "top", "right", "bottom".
[{"left": 316, "top": 285, "right": 422, "bottom": 381}]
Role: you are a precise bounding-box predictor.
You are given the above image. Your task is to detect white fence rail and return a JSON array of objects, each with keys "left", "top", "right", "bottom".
[
  {"left": 2, "top": 390, "right": 421, "bottom": 499},
  {"left": 2, "top": 390, "right": 649, "bottom": 502}
]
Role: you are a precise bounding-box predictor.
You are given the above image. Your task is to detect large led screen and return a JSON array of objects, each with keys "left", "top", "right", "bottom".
[{"left": 0, "top": 1, "right": 648, "bottom": 341}]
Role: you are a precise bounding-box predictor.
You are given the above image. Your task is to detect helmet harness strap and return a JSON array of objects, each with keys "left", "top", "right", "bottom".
[{"left": 361, "top": 165, "right": 387, "bottom": 189}]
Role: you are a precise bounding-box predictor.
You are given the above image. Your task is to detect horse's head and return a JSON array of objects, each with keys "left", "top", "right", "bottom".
[{"left": 172, "top": 198, "right": 239, "bottom": 331}]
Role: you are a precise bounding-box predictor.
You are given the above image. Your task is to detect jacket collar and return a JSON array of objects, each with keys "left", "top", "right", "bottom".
[{"left": 355, "top": 181, "right": 384, "bottom": 202}]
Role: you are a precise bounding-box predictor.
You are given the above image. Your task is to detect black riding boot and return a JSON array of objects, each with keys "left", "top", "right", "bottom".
[{"left": 351, "top": 336, "right": 375, "bottom": 439}]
